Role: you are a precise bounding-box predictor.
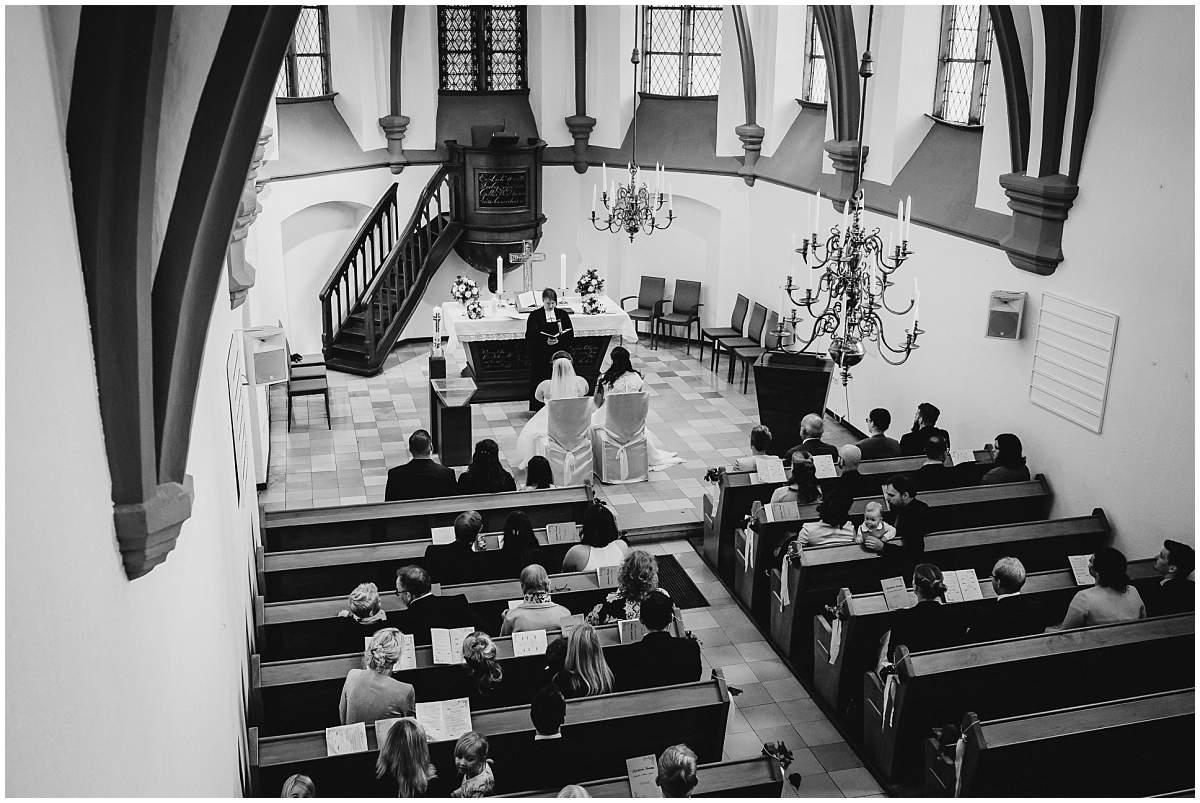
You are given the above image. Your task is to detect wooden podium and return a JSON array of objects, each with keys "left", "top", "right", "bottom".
[{"left": 752, "top": 351, "right": 836, "bottom": 456}]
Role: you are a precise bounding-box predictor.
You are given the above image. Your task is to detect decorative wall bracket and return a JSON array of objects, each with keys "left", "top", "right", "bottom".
[
  {"left": 564, "top": 114, "right": 596, "bottom": 174},
  {"left": 378, "top": 113, "right": 411, "bottom": 174},
  {"left": 998, "top": 172, "right": 1079, "bottom": 276},
  {"left": 227, "top": 126, "right": 272, "bottom": 308},
  {"left": 823, "top": 139, "right": 869, "bottom": 210},
  {"left": 735, "top": 123, "right": 765, "bottom": 186},
  {"left": 114, "top": 477, "right": 194, "bottom": 579}
]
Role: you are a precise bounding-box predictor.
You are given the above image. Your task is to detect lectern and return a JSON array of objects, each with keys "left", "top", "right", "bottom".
[{"left": 752, "top": 351, "right": 836, "bottom": 456}]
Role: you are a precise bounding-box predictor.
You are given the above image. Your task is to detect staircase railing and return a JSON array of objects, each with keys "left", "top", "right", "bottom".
[{"left": 358, "top": 165, "right": 462, "bottom": 358}]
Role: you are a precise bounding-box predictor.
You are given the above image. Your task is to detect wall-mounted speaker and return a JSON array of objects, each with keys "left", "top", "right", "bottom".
[{"left": 985, "top": 291, "right": 1026, "bottom": 340}]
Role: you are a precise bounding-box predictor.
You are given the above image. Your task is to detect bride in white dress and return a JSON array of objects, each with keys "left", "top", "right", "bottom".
[
  {"left": 592, "top": 346, "right": 683, "bottom": 471},
  {"left": 513, "top": 351, "right": 590, "bottom": 469}
]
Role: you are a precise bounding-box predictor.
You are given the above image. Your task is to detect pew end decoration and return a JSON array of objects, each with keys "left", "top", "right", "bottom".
[
  {"left": 451, "top": 275, "right": 479, "bottom": 304},
  {"left": 761, "top": 741, "right": 803, "bottom": 790}
]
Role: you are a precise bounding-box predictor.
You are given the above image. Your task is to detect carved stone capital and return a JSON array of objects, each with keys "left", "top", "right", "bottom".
[
  {"left": 735, "top": 123, "right": 766, "bottom": 186},
  {"left": 227, "top": 127, "right": 271, "bottom": 308},
  {"left": 998, "top": 172, "right": 1079, "bottom": 275},
  {"left": 379, "top": 113, "right": 411, "bottom": 174},
  {"left": 564, "top": 114, "right": 596, "bottom": 175},
  {"left": 113, "top": 476, "right": 195, "bottom": 579},
  {"left": 823, "top": 139, "right": 869, "bottom": 210}
]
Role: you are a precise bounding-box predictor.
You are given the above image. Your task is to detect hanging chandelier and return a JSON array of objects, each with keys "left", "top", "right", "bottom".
[
  {"left": 776, "top": 5, "right": 924, "bottom": 386},
  {"left": 591, "top": 5, "right": 675, "bottom": 242}
]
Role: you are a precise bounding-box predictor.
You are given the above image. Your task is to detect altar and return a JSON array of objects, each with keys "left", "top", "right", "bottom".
[{"left": 441, "top": 295, "right": 638, "bottom": 403}]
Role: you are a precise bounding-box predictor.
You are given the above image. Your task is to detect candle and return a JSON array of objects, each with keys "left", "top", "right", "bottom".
[
  {"left": 904, "top": 195, "right": 912, "bottom": 241},
  {"left": 896, "top": 199, "right": 903, "bottom": 242},
  {"left": 496, "top": 256, "right": 503, "bottom": 295},
  {"left": 668, "top": 184, "right": 674, "bottom": 213},
  {"left": 602, "top": 162, "right": 608, "bottom": 189},
  {"left": 433, "top": 306, "right": 441, "bottom": 342},
  {"left": 560, "top": 254, "right": 567, "bottom": 290},
  {"left": 805, "top": 198, "right": 811, "bottom": 239},
  {"left": 814, "top": 190, "right": 821, "bottom": 234},
  {"left": 913, "top": 277, "right": 920, "bottom": 322},
  {"left": 591, "top": 184, "right": 597, "bottom": 215},
  {"left": 805, "top": 264, "right": 811, "bottom": 292}
]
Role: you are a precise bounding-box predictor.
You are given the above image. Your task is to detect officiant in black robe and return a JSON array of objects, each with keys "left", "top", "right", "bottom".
[{"left": 525, "top": 288, "right": 574, "bottom": 411}]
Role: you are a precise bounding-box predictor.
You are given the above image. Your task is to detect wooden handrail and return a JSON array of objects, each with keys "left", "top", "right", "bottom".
[{"left": 318, "top": 183, "right": 398, "bottom": 301}]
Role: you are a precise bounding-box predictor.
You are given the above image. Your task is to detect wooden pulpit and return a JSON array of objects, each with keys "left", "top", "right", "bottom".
[{"left": 752, "top": 351, "right": 836, "bottom": 456}]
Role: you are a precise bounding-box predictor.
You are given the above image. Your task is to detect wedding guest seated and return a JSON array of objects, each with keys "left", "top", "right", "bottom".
[
  {"left": 855, "top": 407, "right": 902, "bottom": 459},
  {"left": 450, "top": 731, "right": 495, "bottom": 798},
  {"left": 526, "top": 685, "right": 571, "bottom": 788},
  {"left": 732, "top": 425, "right": 774, "bottom": 472},
  {"left": 541, "top": 634, "right": 568, "bottom": 689},
  {"left": 559, "top": 622, "right": 615, "bottom": 698},
  {"left": 587, "top": 549, "right": 664, "bottom": 625},
  {"left": 835, "top": 443, "right": 876, "bottom": 499},
  {"left": 561, "top": 500, "right": 629, "bottom": 573},
  {"left": 621, "top": 590, "right": 701, "bottom": 691},
  {"left": 878, "top": 563, "right": 964, "bottom": 670},
  {"left": 1051, "top": 548, "right": 1146, "bottom": 630},
  {"left": 524, "top": 455, "right": 556, "bottom": 490},
  {"left": 501, "top": 565, "right": 573, "bottom": 635},
  {"left": 337, "top": 582, "right": 390, "bottom": 634},
  {"left": 791, "top": 486, "right": 857, "bottom": 549},
  {"left": 899, "top": 402, "right": 951, "bottom": 455},
  {"left": 557, "top": 785, "right": 591, "bottom": 798},
  {"left": 457, "top": 439, "right": 517, "bottom": 495},
  {"left": 912, "top": 435, "right": 960, "bottom": 492},
  {"left": 856, "top": 500, "right": 897, "bottom": 551},
  {"left": 496, "top": 510, "right": 548, "bottom": 579},
  {"left": 980, "top": 433, "right": 1031, "bottom": 485},
  {"left": 424, "top": 510, "right": 484, "bottom": 586},
  {"left": 770, "top": 453, "right": 820, "bottom": 506},
  {"left": 966, "top": 557, "right": 1046, "bottom": 642},
  {"left": 385, "top": 429, "right": 458, "bottom": 501},
  {"left": 456, "top": 632, "right": 516, "bottom": 710},
  {"left": 339, "top": 628, "right": 416, "bottom": 725},
  {"left": 783, "top": 413, "right": 840, "bottom": 462},
  {"left": 656, "top": 745, "right": 700, "bottom": 798},
  {"left": 393, "top": 565, "right": 485, "bottom": 644},
  {"left": 861, "top": 474, "right": 934, "bottom": 571},
  {"left": 280, "top": 774, "right": 315, "bottom": 798},
  {"left": 1148, "top": 539, "right": 1195, "bottom": 615},
  {"left": 376, "top": 718, "right": 438, "bottom": 798}
]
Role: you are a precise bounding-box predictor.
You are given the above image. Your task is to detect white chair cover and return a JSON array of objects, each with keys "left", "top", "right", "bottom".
[
  {"left": 590, "top": 392, "right": 650, "bottom": 484},
  {"left": 546, "top": 396, "right": 594, "bottom": 486}
]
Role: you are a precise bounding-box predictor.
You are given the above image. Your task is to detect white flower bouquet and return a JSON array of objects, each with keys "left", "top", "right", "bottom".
[
  {"left": 581, "top": 295, "right": 605, "bottom": 316},
  {"left": 575, "top": 268, "right": 605, "bottom": 297},
  {"left": 451, "top": 275, "right": 479, "bottom": 303},
  {"left": 465, "top": 298, "right": 485, "bottom": 320}
]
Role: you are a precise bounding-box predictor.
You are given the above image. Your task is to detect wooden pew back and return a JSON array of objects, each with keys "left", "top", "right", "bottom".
[
  {"left": 500, "top": 757, "right": 784, "bottom": 798},
  {"left": 702, "top": 471, "right": 781, "bottom": 585}
]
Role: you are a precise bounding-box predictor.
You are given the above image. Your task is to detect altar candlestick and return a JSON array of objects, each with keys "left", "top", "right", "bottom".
[
  {"left": 560, "top": 254, "right": 567, "bottom": 290},
  {"left": 496, "top": 256, "right": 503, "bottom": 295}
]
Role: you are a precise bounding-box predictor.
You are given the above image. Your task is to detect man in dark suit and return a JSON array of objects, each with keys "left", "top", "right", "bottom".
[
  {"left": 392, "top": 564, "right": 485, "bottom": 645},
  {"left": 784, "top": 413, "right": 841, "bottom": 462},
  {"left": 912, "top": 436, "right": 959, "bottom": 492},
  {"left": 619, "top": 591, "right": 701, "bottom": 691},
  {"left": 862, "top": 474, "right": 934, "bottom": 574},
  {"left": 967, "top": 557, "right": 1046, "bottom": 642},
  {"left": 836, "top": 444, "right": 879, "bottom": 499},
  {"left": 855, "top": 407, "right": 902, "bottom": 460},
  {"left": 525, "top": 288, "right": 575, "bottom": 411},
  {"left": 523, "top": 684, "right": 571, "bottom": 791},
  {"left": 423, "top": 510, "right": 484, "bottom": 586},
  {"left": 384, "top": 429, "right": 458, "bottom": 501},
  {"left": 1147, "top": 539, "right": 1195, "bottom": 616},
  {"left": 899, "top": 402, "right": 952, "bottom": 456}
]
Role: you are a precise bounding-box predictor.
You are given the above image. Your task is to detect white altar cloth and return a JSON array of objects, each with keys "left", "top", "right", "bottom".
[{"left": 441, "top": 294, "right": 639, "bottom": 347}]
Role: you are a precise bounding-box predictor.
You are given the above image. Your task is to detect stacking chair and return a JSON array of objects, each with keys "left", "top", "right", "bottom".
[
  {"left": 285, "top": 338, "right": 326, "bottom": 380},
  {"left": 714, "top": 302, "right": 767, "bottom": 380},
  {"left": 286, "top": 354, "right": 330, "bottom": 431},
  {"left": 590, "top": 392, "right": 650, "bottom": 484},
  {"left": 729, "top": 310, "right": 781, "bottom": 393},
  {"left": 545, "top": 397, "right": 594, "bottom": 486},
  {"left": 655, "top": 279, "right": 704, "bottom": 354},
  {"left": 620, "top": 276, "right": 669, "bottom": 349},
  {"left": 700, "top": 293, "right": 749, "bottom": 369}
]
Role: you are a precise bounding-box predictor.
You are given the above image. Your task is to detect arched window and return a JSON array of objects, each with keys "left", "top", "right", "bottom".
[
  {"left": 932, "top": 5, "right": 994, "bottom": 126},
  {"left": 275, "top": 5, "right": 332, "bottom": 99},
  {"left": 802, "top": 6, "right": 827, "bottom": 105},
  {"left": 641, "top": 6, "right": 723, "bottom": 97},
  {"left": 438, "top": 5, "right": 528, "bottom": 93}
]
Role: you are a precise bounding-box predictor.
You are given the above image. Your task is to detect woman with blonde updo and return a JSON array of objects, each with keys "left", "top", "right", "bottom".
[
  {"left": 280, "top": 774, "right": 315, "bottom": 797},
  {"left": 338, "top": 627, "right": 416, "bottom": 725},
  {"left": 338, "top": 581, "right": 389, "bottom": 630},
  {"left": 655, "top": 744, "right": 699, "bottom": 797},
  {"left": 876, "top": 563, "right": 964, "bottom": 671},
  {"left": 586, "top": 549, "right": 666, "bottom": 625},
  {"left": 456, "top": 631, "right": 519, "bottom": 709},
  {"left": 559, "top": 623, "right": 614, "bottom": 698},
  {"left": 376, "top": 718, "right": 438, "bottom": 797}
]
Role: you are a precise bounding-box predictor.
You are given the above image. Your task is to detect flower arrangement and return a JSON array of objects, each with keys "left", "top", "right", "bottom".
[
  {"left": 450, "top": 275, "right": 479, "bottom": 303},
  {"left": 581, "top": 295, "right": 605, "bottom": 316},
  {"left": 575, "top": 267, "right": 605, "bottom": 297},
  {"left": 465, "top": 298, "right": 485, "bottom": 320}
]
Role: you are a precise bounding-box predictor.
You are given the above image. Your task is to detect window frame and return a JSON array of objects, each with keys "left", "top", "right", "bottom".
[
  {"left": 277, "top": 5, "right": 333, "bottom": 101},
  {"left": 931, "top": 5, "right": 994, "bottom": 128},
  {"left": 801, "top": 5, "right": 828, "bottom": 107},
  {"left": 437, "top": 5, "right": 529, "bottom": 95},
  {"left": 640, "top": 5, "right": 724, "bottom": 99}
]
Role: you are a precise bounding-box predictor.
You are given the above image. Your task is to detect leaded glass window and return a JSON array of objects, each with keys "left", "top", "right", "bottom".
[
  {"left": 438, "top": 5, "right": 527, "bottom": 93},
  {"left": 641, "top": 6, "right": 723, "bottom": 97},
  {"left": 803, "top": 6, "right": 827, "bottom": 104},
  {"left": 277, "top": 6, "right": 332, "bottom": 98},
  {"left": 932, "top": 5, "right": 993, "bottom": 126}
]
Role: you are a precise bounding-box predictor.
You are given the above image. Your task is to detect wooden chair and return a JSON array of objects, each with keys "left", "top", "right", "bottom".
[
  {"left": 655, "top": 279, "right": 704, "bottom": 353},
  {"left": 620, "top": 275, "right": 669, "bottom": 348},
  {"left": 286, "top": 356, "right": 330, "bottom": 432},
  {"left": 714, "top": 302, "right": 767, "bottom": 380},
  {"left": 700, "top": 293, "right": 749, "bottom": 368},
  {"left": 729, "top": 310, "right": 781, "bottom": 392}
]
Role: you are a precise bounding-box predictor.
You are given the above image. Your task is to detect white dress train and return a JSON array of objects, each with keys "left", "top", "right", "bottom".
[
  {"left": 592, "top": 372, "right": 683, "bottom": 471},
  {"left": 513, "top": 376, "right": 590, "bottom": 469}
]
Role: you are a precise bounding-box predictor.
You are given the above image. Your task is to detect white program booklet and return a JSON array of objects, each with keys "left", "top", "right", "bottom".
[
  {"left": 754, "top": 456, "right": 787, "bottom": 484},
  {"left": 394, "top": 632, "right": 417, "bottom": 671},
  {"left": 415, "top": 698, "right": 473, "bottom": 743},
  {"left": 597, "top": 564, "right": 620, "bottom": 587},
  {"left": 955, "top": 569, "right": 983, "bottom": 601},
  {"left": 431, "top": 626, "right": 475, "bottom": 665},
  {"left": 431, "top": 526, "right": 456, "bottom": 545},
  {"left": 1069, "top": 554, "right": 1096, "bottom": 586},
  {"left": 812, "top": 454, "right": 839, "bottom": 480},
  {"left": 511, "top": 628, "right": 549, "bottom": 656},
  {"left": 545, "top": 522, "right": 578, "bottom": 544},
  {"left": 626, "top": 754, "right": 663, "bottom": 798},
  {"left": 942, "top": 571, "right": 964, "bottom": 604},
  {"left": 325, "top": 722, "right": 368, "bottom": 756},
  {"left": 948, "top": 449, "right": 976, "bottom": 466},
  {"left": 881, "top": 576, "right": 911, "bottom": 611}
]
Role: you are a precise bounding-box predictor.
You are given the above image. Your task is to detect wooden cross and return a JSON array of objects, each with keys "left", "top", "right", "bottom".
[{"left": 508, "top": 239, "right": 545, "bottom": 292}]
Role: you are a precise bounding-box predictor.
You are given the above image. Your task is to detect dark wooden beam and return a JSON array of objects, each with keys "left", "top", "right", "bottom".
[
  {"left": 987, "top": 5, "right": 1032, "bottom": 173},
  {"left": 813, "top": 6, "right": 859, "bottom": 142},
  {"left": 379, "top": 6, "right": 411, "bottom": 172},
  {"left": 1068, "top": 6, "right": 1102, "bottom": 182},
  {"left": 565, "top": 5, "right": 596, "bottom": 174},
  {"left": 1036, "top": 6, "right": 1076, "bottom": 177},
  {"left": 731, "top": 6, "right": 764, "bottom": 185}
]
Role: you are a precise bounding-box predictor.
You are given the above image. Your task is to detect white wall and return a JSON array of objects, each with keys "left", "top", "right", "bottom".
[
  {"left": 401, "top": 5, "right": 439, "bottom": 151},
  {"left": 6, "top": 8, "right": 256, "bottom": 794},
  {"left": 528, "top": 5, "right": 575, "bottom": 147},
  {"left": 328, "top": 5, "right": 389, "bottom": 152}
]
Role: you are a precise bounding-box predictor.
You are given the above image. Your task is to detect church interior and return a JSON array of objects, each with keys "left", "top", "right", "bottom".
[{"left": 6, "top": 3, "right": 1196, "bottom": 797}]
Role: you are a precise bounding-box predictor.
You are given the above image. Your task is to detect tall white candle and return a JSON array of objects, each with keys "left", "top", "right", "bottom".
[
  {"left": 668, "top": 184, "right": 674, "bottom": 213},
  {"left": 496, "top": 256, "right": 503, "bottom": 295},
  {"left": 805, "top": 198, "right": 810, "bottom": 239},
  {"left": 560, "top": 254, "right": 567, "bottom": 290},
  {"left": 814, "top": 190, "right": 821, "bottom": 234},
  {"left": 602, "top": 162, "right": 608, "bottom": 189},
  {"left": 805, "top": 264, "right": 811, "bottom": 292},
  {"left": 591, "top": 184, "right": 597, "bottom": 215},
  {"left": 896, "top": 200, "right": 903, "bottom": 242},
  {"left": 905, "top": 196, "right": 913, "bottom": 241}
]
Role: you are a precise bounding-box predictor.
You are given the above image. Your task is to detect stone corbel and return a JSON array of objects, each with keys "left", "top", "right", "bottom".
[
  {"left": 823, "top": 139, "right": 869, "bottom": 210},
  {"left": 736, "top": 123, "right": 765, "bottom": 185},
  {"left": 227, "top": 127, "right": 272, "bottom": 308},
  {"left": 114, "top": 477, "right": 194, "bottom": 579},
  {"left": 378, "top": 114, "right": 411, "bottom": 174},
  {"left": 564, "top": 114, "right": 596, "bottom": 174},
  {"left": 997, "top": 172, "right": 1079, "bottom": 276}
]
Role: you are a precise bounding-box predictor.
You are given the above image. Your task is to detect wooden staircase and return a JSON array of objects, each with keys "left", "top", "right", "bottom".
[{"left": 319, "top": 166, "right": 464, "bottom": 375}]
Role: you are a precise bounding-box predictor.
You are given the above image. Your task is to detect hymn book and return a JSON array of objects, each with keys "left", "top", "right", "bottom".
[
  {"left": 955, "top": 570, "right": 983, "bottom": 600},
  {"left": 431, "top": 626, "right": 475, "bottom": 664},
  {"left": 626, "top": 754, "right": 663, "bottom": 798},
  {"left": 511, "top": 628, "right": 549, "bottom": 656},
  {"left": 1069, "top": 554, "right": 1095, "bottom": 586},
  {"left": 325, "top": 722, "right": 368, "bottom": 756},
  {"left": 942, "top": 571, "right": 964, "bottom": 603},
  {"left": 415, "top": 698, "right": 472, "bottom": 743},
  {"left": 881, "top": 576, "right": 912, "bottom": 611},
  {"left": 545, "top": 522, "right": 578, "bottom": 545},
  {"left": 754, "top": 456, "right": 788, "bottom": 484},
  {"left": 518, "top": 291, "right": 538, "bottom": 309},
  {"left": 812, "top": 454, "right": 839, "bottom": 480},
  {"left": 431, "top": 526, "right": 456, "bottom": 546},
  {"left": 762, "top": 501, "right": 800, "bottom": 523}
]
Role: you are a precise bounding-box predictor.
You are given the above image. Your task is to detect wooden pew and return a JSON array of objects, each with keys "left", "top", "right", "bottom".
[
  {"left": 252, "top": 620, "right": 686, "bottom": 736},
  {"left": 943, "top": 689, "right": 1195, "bottom": 797},
  {"left": 259, "top": 524, "right": 582, "bottom": 602},
  {"left": 258, "top": 571, "right": 616, "bottom": 661},
  {"left": 262, "top": 485, "right": 593, "bottom": 551},
  {"left": 856, "top": 449, "right": 994, "bottom": 477},
  {"left": 701, "top": 471, "right": 781, "bottom": 586},
  {"left": 861, "top": 614, "right": 1195, "bottom": 783},
  {"left": 500, "top": 757, "right": 784, "bottom": 798},
  {"left": 812, "top": 557, "right": 1160, "bottom": 740},
  {"left": 249, "top": 672, "right": 731, "bottom": 796}
]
